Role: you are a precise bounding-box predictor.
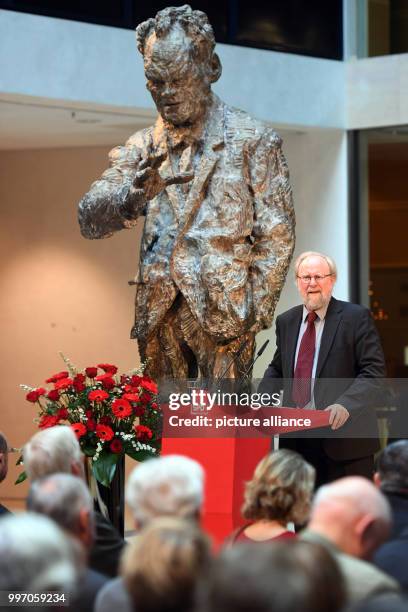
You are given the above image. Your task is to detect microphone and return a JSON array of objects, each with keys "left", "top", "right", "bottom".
[
  {"left": 240, "top": 339, "right": 270, "bottom": 381},
  {"left": 215, "top": 340, "right": 249, "bottom": 382}
]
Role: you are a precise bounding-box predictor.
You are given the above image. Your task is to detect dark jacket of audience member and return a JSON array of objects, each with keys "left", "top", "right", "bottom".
[{"left": 373, "top": 440, "right": 408, "bottom": 590}]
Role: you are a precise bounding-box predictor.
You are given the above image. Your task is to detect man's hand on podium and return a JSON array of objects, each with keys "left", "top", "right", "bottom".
[{"left": 324, "top": 404, "right": 350, "bottom": 430}]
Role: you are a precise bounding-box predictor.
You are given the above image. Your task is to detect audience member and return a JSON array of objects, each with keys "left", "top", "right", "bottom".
[
  {"left": 349, "top": 593, "right": 408, "bottom": 612},
  {"left": 27, "top": 473, "right": 108, "bottom": 611},
  {"left": 301, "top": 476, "right": 399, "bottom": 604},
  {"left": 197, "top": 540, "right": 345, "bottom": 612},
  {"left": 23, "top": 426, "right": 124, "bottom": 576},
  {"left": 0, "top": 431, "right": 10, "bottom": 516},
  {"left": 95, "top": 454, "right": 204, "bottom": 612},
  {"left": 228, "top": 449, "right": 315, "bottom": 544},
  {"left": 122, "top": 517, "right": 211, "bottom": 612},
  {"left": 373, "top": 440, "right": 408, "bottom": 589},
  {"left": 0, "top": 512, "right": 79, "bottom": 607}
]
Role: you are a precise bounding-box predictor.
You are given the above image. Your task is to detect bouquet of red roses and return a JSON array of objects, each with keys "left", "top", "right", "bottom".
[{"left": 21, "top": 354, "right": 161, "bottom": 486}]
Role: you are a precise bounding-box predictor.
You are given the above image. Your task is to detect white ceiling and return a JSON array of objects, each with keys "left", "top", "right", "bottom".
[{"left": 0, "top": 97, "right": 156, "bottom": 150}]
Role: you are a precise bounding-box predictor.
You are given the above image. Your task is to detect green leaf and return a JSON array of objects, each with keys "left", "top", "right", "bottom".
[
  {"left": 126, "top": 448, "right": 157, "bottom": 462},
  {"left": 15, "top": 471, "right": 27, "bottom": 485},
  {"left": 92, "top": 452, "right": 119, "bottom": 487},
  {"left": 81, "top": 445, "right": 96, "bottom": 457}
]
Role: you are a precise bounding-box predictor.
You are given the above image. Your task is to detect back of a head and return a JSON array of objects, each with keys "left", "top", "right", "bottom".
[
  {"left": 122, "top": 516, "right": 211, "bottom": 612},
  {"left": 242, "top": 449, "right": 315, "bottom": 525},
  {"left": 0, "top": 431, "right": 8, "bottom": 483},
  {"left": 23, "top": 426, "right": 82, "bottom": 480},
  {"left": 377, "top": 440, "right": 408, "bottom": 494},
  {"left": 311, "top": 477, "right": 391, "bottom": 558},
  {"left": 0, "top": 512, "right": 79, "bottom": 593},
  {"left": 27, "top": 473, "right": 93, "bottom": 541},
  {"left": 126, "top": 455, "right": 204, "bottom": 527},
  {"left": 198, "top": 540, "right": 345, "bottom": 612}
]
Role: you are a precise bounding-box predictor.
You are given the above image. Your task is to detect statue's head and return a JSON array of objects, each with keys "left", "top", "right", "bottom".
[{"left": 136, "top": 5, "right": 222, "bottom": 127}]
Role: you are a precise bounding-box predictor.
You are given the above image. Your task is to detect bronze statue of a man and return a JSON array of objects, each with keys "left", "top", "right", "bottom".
[{"left": 78, "top": 5, "right": 295, "bottom": 380}]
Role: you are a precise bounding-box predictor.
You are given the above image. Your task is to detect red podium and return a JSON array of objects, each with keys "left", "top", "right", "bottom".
[{"left": 162, "top": 407, "right": 330, "bottom": 545}]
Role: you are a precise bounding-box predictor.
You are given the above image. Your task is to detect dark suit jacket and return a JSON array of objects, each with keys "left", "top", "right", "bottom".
[
  {"left": 374, "top": 493, "right": 408, "bottom": 591},
  {"left": 89, "top": 511, "right": 126, "bottom": 578},
  {"left": 260, "top": 297, "right": 386, "bottom": 460}
]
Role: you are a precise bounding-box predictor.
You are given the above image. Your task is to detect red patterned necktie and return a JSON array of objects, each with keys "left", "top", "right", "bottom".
[{"left": 292, "top": 311, "right": 318, "bottom": 407}]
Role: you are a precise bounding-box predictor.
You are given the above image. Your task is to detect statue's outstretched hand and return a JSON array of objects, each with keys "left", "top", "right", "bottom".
[{"left": 134, "top": 151, "right": 194, "bottom": 199}]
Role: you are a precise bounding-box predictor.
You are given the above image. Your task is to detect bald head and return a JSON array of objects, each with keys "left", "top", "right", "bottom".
[{"left": 309, "top": 477, "right": 391, "bottom": 560}]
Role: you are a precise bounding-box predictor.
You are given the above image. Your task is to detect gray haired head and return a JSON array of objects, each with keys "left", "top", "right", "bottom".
[
  {"left": 126, "top": 454, "right": 204, "bottom": 527},
  {"left": 27, "top": 473, "right": 94, "bottom": 544},
  {"left": 23, "top": 426, "right": 83, "bottom": 481},
  {"left": 377, "top": 440, "right": 408, "bottom": 494},
  {"left": 136, "top": 5, "right": 216, "bottom": 57},
  {"left": 0, "top": 512, "right": 79, "bottom": 593}
]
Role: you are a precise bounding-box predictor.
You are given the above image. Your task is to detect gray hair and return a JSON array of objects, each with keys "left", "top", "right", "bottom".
[
  {"left": 136, "top": 5, "right": 216, "bottom": 57},
  {"left": 27, "top": 473, "right": 94, "bottom": 537},
  {"left": 294, "top": 251, "right": 337, "bottom": 279},
  {"left": 126, "top": 454, "right": 204, "bottom": 526},
  {"left": 23, "top": 426, "right": 83, "bottom": 480},
  {"left": 0, "top": 512, "right": 79, "bottom": 593}
]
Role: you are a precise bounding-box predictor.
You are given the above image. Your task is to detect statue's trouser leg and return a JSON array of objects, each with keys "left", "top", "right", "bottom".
[{"left": 141, "top": 294, "right": 256, "bottom": 380}]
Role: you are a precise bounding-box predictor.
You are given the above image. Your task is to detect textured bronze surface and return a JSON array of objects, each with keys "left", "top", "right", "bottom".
[{"left": 78, "top": 5, "right": 295, "bottom": 380}]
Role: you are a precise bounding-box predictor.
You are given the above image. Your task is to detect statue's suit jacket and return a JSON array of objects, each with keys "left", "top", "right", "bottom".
[
  {"left": 261, "top": 297, "right": 386, "bottom": 461},
  {"left": 79, "top": 95, "right": 295, "bottom": 347}
]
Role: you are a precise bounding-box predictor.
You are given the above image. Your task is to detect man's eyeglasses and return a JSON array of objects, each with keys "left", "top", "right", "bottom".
[{"left": 297, "top": 274, "right": 333, "bottom": 284}]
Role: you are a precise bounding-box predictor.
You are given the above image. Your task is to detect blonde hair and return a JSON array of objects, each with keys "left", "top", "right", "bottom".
[
  {"left": 294, "top": 251, "right": 337, "bottom": 279},
  {"left": 242, "top": 449, "right": 315, "bottom": 525},
  {"left": 122, "top": 517, "right": 211, "bottom": 612}
]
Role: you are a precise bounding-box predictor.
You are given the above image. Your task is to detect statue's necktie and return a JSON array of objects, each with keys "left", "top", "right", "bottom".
[{"left": 292, "top": 311, "right": 318, "bottom": 407}]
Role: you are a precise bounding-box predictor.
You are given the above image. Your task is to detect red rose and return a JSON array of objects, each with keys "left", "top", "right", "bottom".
[
  {"left": 140, "top": 378, "right": 158, "bottom": 394},
  {"left": 151, "top": 402, "right": 158, "bottom": 410},
  {"left": 140, "top": 393, "right": 151, "bottom": 404},
  {"left": 57, "top": 408, "right": 69, "bottom": 420},
  {"left": 75, "top": 374, "right": 86, "bottom": 383},
  {"left": 87, "top": 418, "right": 97, "bottom": 431},
  {"left": 99, "top": 416, "right": 112, "bottom": 426},
  {"left": 124, "top": 384, "right": 138, "bottom": 393},
  {"left": 88, "top": 390, "right": 109, "bottom": 402},
  {"left": 97, "top": 363, "right": 118, "bottom": 375},
  {"left": 133, "top": 405, "right": 145, "bottom": 417},
  {"left": 131, "top": 375, "right": 142, "bottom": 387},
  {"left": 85, "top": 367, "right": 98, "bottom": 378},
  {"left": 135, "top": 424, "right": 153, "bottom": 441},
  {"left": 122, "top": 393, "right": 140, "bottom": 402},
  {"left": 96, "top": 424, "right": 114, "bottom": 441},
  {"left": 54, "top": 378, "right": 73, "bottom": 391},
  {"left": 47, "top": 389, "right": 60, "bottom": 401},
  {"left": 71, "top": 422, "right": 87, "bottom": 438},
  {"left": 102, "top": 377, "right": 115, "bottom": 390},
  {"left": 39, "top": 414, "right": 60, "bottom": 429},
  {"left": 73, "top": 380, "right": 86, "bottom": 392},
  {"left": 85, "top": 410, "right": 93, "bottom": 418},
  {"left": 112, "top": 399, "right": 132, "bottom": 419},
  {"left": 110, "top": 439, "right": 123, "bottom": 454},
  {"left": 45, "top": 371, "right": 69, "bottom": 384},
  {"left": 26, "top": 390, "right": 41, "bottom": 403}
]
